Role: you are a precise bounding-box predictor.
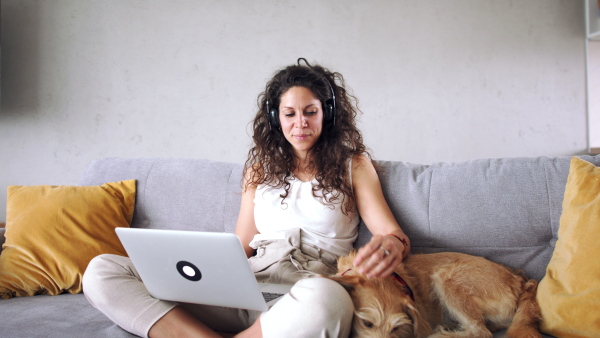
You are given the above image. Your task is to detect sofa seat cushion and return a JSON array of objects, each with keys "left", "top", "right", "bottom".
[{"left": 0, "top": 293, "right": 135, "bottom": 337}]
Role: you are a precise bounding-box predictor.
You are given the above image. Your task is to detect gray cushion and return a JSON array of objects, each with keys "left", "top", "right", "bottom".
[
  {"left": 0, "top": 293, "right": 134, "bottom": 337},
  {"left": 79, "top": 155, "right": 600, "bottom": 282},
  {"left": 80, "top": 157, "right": 243, "bottom": 234},
  {"left": 358, "top": 155, "right": 600, "bottom": 282}
]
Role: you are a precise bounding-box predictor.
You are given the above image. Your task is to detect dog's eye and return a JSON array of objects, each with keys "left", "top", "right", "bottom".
[
  {"left": 391, "top": 324, "right": 410, "bottom": 334},
  {"left": 362, "top": 320, "right": 374, "bottom": 328}
]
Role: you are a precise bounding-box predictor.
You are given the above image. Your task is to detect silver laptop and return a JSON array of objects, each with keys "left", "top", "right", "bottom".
[{"left": 115, "top": 228, "right": 292, "bottom": 312}]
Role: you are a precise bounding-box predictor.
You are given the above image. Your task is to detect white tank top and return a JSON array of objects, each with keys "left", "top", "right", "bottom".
[{"left": 251, "top": 176, "right": 359, "bottom": 256}]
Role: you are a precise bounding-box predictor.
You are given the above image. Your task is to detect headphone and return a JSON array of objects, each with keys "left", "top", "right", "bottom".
[{"left": 266, "top": 59, "right": 336, "bottom": 129}]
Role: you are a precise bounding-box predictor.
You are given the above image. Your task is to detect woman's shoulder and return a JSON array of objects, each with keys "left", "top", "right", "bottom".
[
  {"left": 242, "top": 162, "right": 266, "bottom": 190},
  {"left": 351, "top": 153, "right": 374, "bottom": 172},
  {"left": 351, "top": 153, "right": 379, "bottom": 184},
  {"left": 245, "top": 162, "right": 264, "bottom": 175}
]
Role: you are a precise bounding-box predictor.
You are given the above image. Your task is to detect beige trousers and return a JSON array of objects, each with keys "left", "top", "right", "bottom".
[{"left": 82, "top": 229, "right": 353, "bottom": 338}]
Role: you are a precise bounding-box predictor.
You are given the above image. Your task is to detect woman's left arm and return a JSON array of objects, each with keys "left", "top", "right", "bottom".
[{"left": 351, "top": 154, "right": 411, "bottom": 278}]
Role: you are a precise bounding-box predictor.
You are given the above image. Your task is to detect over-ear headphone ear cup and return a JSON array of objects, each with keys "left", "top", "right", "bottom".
[
  {"left": 268, "top": 107, "right": 280, "bottom": 129},
  {"left": 323, "top": 99, "right": 335, "bottom": 124}
]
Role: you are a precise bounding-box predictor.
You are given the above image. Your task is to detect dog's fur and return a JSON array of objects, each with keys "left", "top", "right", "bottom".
[{"left": 329, "top": 252, "right": 542, "bottom": 338}]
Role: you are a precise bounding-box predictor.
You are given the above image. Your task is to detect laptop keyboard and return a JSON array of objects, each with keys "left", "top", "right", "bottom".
[{"left": 262, "top": 292, "right": 284, "bottom": 303}]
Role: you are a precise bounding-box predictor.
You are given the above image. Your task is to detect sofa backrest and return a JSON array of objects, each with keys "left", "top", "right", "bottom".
[
  {"left": 80, "top": 158, "right": 243, "bottom": 234},
  {"left": 355, "top": 155, "right": 600, "bottom": 281},
  {"left": 80, "top": 155, "right": 600, "bottom": 281}
]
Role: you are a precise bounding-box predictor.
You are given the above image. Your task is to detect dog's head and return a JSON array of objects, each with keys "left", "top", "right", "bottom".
[{"left": 329, "top": 254, "right": 424, "bottom": 338}]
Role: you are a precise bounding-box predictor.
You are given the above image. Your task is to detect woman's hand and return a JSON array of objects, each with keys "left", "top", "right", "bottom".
[{"left": 353, "top": 234, "right": 407, "bottom": 278}]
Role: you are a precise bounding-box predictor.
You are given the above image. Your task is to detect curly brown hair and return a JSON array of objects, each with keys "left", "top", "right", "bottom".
[{"left": 243, "top": 59, "right": 370, "bottom": 215}]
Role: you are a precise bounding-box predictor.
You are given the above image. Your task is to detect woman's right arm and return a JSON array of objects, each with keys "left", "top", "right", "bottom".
[{"left": 234, "top": 176, "right": 260, "bottom": 258}]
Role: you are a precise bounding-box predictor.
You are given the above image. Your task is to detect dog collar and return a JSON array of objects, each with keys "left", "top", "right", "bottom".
[
  {"left": 341, "top": 268, "right": 353, "bottom": 276},
  {"left": 340, "top": 269, "right": 415, "bottom": 302},
  {"left": 392, "top": 272, "right": 415, "bottom": 302}
]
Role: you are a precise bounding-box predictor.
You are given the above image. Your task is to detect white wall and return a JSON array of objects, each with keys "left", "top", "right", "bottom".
[
  {"left": 0, "top": 0, "right": 588, "bottom": 222},
  {"left": 587, "top": 0, "right": 600, "bottom": 152}
]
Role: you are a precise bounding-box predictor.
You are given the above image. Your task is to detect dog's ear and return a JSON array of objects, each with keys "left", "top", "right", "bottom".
[
  {"left": 336, "top": 251, "right": 357, "bottom": 271},
  {"left": 406, "top": 303, "right": 421, "bottom": 337},
  {"left": 405, "top": 302, "right": 433, "bottom": 338},
  {"left": 327, "top": 274, "right": 361, "bottom": 292}
]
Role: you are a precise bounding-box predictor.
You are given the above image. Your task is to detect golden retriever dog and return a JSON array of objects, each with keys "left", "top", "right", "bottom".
[{"left": 329, "top": 251, "right": 541, "bottom": 338}]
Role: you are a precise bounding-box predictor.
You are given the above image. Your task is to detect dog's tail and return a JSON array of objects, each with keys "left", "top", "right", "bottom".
[{"left": 505, "top": 278, "right": 542, "bottom": 338}]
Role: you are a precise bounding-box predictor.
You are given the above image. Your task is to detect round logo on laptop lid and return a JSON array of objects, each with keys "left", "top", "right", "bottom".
[{"left": 176, "top": 261, "right": 202, "bottom": 281}]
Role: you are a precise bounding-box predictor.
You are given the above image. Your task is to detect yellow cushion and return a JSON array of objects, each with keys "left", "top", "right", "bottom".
[
  {"left": 0, "top": 180, "right": 135, "bottom": 299},
  {"left": 537, "top": 157, "right": 600, "bottom": 337}
]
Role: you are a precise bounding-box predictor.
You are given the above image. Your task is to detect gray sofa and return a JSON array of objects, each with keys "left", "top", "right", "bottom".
[{"left": 2, "top": 155, "right": 599, "bottom": 337}]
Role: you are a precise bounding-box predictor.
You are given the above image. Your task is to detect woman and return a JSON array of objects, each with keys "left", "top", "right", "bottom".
[{"left": 83, "top": 59, "right": 410, "bottom": 338}]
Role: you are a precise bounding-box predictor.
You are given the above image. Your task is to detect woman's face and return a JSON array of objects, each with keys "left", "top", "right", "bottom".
[{"left": 278, "top": 86, "right": 324, "bottom": 158}]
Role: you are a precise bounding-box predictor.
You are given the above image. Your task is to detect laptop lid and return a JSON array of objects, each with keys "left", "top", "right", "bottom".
[{"left": 115, "top": 228, "right": 290, "bottom": 312}]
